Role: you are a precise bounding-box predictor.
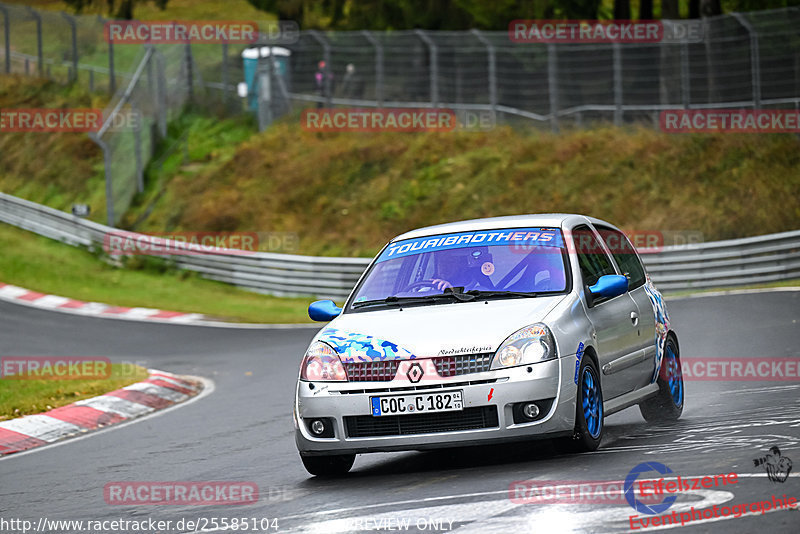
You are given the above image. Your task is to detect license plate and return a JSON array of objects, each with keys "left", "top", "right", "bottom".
[{"left": 370, "top": 391, "right": 463, "bottom": 417}]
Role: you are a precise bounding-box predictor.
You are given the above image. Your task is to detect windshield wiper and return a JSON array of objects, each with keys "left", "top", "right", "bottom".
[
  {"left": 352, "top": 287, "right": 475, "bottom": 309},
  {"left": 463, "top": 290, "right": 542, "bottom": 299}
]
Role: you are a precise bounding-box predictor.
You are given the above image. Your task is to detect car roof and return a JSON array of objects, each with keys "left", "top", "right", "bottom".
[{"left": 391, "top": 213, "right": 616, "bottom": 242}]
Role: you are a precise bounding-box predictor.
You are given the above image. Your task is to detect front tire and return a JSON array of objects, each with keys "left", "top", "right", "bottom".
[
  {"left": 300, "top": 454, "right": 355, "bottom": 477},
  {"left": 639, "top": 335, "right": 683, "bottom": 423},
  {"left": 569, "top": 356, "right": 604, "bottom": 452}
]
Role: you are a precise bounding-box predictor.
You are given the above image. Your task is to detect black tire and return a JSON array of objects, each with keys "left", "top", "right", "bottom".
[
  {"left": 567, "top": 356, "right": 604, "bottom": 452},
  {"left": 300, "top": 454, "right": 356, "bottom": 477},
  {"left": 639, "top": 336, "right": 684, "bottom": 423}
]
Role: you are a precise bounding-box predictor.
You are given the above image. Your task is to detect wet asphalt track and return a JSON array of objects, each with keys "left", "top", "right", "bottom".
[{"left": 0, "top": 290, "right": 799, "bottom": 534}]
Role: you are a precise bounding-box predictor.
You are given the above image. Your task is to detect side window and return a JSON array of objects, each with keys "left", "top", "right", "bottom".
[
  {"left": 594, "top": 225, "right": 646, "bottom": 289},
  {"left": 571, "top": 225, "right": 616, "bottom": 287}
]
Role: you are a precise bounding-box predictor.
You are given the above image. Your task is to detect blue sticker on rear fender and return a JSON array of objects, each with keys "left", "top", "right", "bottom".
[
  {"left": 643, "top": 275, "right": 670, "bottom": 383},
  {"left": 574, "top": 342, "right": 585, "bottom": 384},
  {"left": 318, "top": 328, "right": 417, "bottom": 363}
]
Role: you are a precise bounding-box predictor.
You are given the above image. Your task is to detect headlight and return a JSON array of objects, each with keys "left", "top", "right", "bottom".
[
  {"left": 300, "top": 341, "right": 347, "bottom": 381},
  {"left": 491, "top": 324, "right": 556, "bottom": 370}
]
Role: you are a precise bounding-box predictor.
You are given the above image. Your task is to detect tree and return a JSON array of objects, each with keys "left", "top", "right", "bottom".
[{"left": 64, "top": 0, "right": 168, "bottom": 20}]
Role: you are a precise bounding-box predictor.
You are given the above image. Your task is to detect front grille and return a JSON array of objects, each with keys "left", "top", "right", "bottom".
[
  {"left": 336, "top": 378, "right": 499, "bottom": 395},
  {"left": 345, "top": 406, "right": 499, "bottom": 438},
  {"left": 344, "top": 361, "right": 399, "bottom": 382},
  {"left": 433, "top": 353, "right": 493, "bottom": 377}
]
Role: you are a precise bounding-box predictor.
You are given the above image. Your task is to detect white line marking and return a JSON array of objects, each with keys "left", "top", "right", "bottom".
[
  {"left": 29, "top": 294, "right": 70, "bottom": 308},
  {"left": 0, "top": 376, "right": 214, "bottom": 462},
  {"left": 0, "top": 415, "right": 85, "bottom": 442},
  {"left": 74, "top": 395, "right": 155, "bottom": 418},
  {"left": 123, "top": 382, "right": 188, "bottom": 402},
  {"left": 0, "top": 285, "right": 29, "bottom": 298}
]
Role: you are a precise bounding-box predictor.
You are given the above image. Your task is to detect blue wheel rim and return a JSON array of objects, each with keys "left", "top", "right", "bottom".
[
  {"left": 582, "top": 367, "right": 603, "bottom": 439},
  {"left": 665, "top": 344, "right": 683, "bottom": 408}
]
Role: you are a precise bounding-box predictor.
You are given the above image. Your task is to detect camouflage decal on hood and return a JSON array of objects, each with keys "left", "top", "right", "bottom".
[{"left": 319, "top": 328, "right": 417, "bottom": 363}]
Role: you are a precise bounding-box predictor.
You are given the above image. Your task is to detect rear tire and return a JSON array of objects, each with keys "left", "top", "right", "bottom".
[
  {"left": 639, "top": 336, "right": 683, "bottom": 423},
  {"left": 300, "top": 454, "right": 355, "bottom": 477},
  {"left": 567, "top": 356, "right": 604, "bottom": 452}
]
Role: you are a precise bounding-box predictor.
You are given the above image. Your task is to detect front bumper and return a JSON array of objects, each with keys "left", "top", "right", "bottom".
[{"left": 294, "top": 356, "right": 578, "bottom": 456}]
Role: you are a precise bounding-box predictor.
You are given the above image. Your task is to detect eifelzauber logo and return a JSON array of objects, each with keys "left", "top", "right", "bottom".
[{"left": 625, "top": 462, "right": 677, "bottom": 515}]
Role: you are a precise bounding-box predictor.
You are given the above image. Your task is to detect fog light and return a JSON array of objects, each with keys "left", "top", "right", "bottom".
[
  {"left": 522, "top": 403, "right": 540, "bottom": 419},
  {"left": 310, "top": 420, "right": 326, "bottom": 435}
]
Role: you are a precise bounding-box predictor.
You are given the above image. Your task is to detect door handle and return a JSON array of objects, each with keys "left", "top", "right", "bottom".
[{"left": 630, "top": 311, "right": 639, "bottom": 326}]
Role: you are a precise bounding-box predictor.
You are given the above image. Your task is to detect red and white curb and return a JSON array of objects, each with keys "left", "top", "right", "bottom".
[
  {"left": 0, "top": 370, "right": 203, "bottom": 456},
  {"left": 0, "top": 282, "right": 205, "bottom": 324}
]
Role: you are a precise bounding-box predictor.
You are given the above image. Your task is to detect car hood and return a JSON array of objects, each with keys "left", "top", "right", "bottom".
[{"left": 314, "top": 296, "right": 565, "bottom": 362}]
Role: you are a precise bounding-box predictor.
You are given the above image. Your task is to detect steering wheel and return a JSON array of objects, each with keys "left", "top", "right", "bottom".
[{"left": 405, "top": 280, "right": 444, "bottom": 293}]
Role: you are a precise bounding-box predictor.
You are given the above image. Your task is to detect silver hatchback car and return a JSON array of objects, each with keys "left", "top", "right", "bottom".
[{"left": 294, "top": 214, "right": 684, "bottom": 476}]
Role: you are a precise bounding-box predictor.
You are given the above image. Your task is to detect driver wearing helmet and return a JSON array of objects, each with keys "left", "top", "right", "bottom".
[{"left": 431, "top": 247, "right": 494, "bottom": 291}]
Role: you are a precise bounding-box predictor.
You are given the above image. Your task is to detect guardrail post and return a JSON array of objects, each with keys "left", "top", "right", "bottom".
[
  {"left": 731, "top": 13, "right": 761, "bottom": 109},
  {"left": 0, "top": 4, "right": 10, "bottom": 74},
  {"left": 613, "top": 42, "right": 623, "bottom": 126},
  {"left": 308, "top": 30, "right": 332, "bottom": 108},
  {"left": 547, "top": 44, "right": 559, "bottom": 133},
  {"left": 471, "top": 29, "right": 497, "bottom": 115},
  {"left": 361, "top": 30, "right": 383, "bottom": 107},
  {"left": 415, "top": 29, "right": 438, "bottom": 107},
  {"left": 26, "top": 7, "right": 43, "bottom": 77},
  {"left": 61, "top": 11, "right": 78, "bottom": 82}
]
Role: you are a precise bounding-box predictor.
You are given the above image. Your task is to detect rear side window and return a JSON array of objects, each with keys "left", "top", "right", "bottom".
[
  {"left": 571, "top": 225, "right": 616, "bottom": 286},
  {"left": 594, "top": 225, "right": 646, "bottom": 289}
]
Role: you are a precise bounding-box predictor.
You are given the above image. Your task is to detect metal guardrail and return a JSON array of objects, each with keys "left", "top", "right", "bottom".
[{"left": 1, "top": 193, "right": 798, "bottom": 298}]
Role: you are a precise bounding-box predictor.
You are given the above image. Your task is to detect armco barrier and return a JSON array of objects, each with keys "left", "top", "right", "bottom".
[{"left": 1, "top": 193, "right": 798, "bottom": 298}]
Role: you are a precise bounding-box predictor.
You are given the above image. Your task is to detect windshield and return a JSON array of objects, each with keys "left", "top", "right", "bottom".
[{"left": 350, "top": 227, "right": 568, "bottom": 308}]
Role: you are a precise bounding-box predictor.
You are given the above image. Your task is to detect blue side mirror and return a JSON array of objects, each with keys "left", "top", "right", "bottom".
[
  {"left": 308, "top": 300, "right": 342, "bottom": 322},
  {"left": 588, "top": 274, "right": 629, "bottom": 302}
]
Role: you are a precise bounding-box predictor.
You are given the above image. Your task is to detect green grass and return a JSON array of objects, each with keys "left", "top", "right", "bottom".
[
  {"left": 0, "top": 363, "right": 148, "bottom": 422},
  {"left": 0, "top": 223, "right": 317, "bottom": 323}
]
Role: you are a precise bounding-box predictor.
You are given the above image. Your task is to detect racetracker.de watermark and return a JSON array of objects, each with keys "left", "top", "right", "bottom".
[
  {"left": 509, "top": 480, "right": 664, "bottom": 505},
  {"left": 104, "top": 482, "right": 259, "bottom": 505},
  {"left": 0, "top": 109, "right": 101, "bottom": 132},
  {"left": 661, "top": 109, "right": 800, "bottom": 133},
  {"left": 104, "top": 21, "right": 259, "bottom": 44},
  {"left": 509, "top": 20, "right": 703, "bottom": 43},
  {"left": 1, "top": 357, "right": 112, "bottom": 380},
  {"left": 103, "top": 231, "right": 259, "bottom": 256},
  {"left": 301, "top": 108, "right": 495, "bottom": 132},
  {"left": 681, "top": 357, "right": 800, "bottom": 381}
]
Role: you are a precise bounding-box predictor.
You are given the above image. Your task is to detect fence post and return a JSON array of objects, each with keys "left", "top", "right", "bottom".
[
  {"left": 154, "top": 49, "right": 167, "bottom": 138},
  {"left": 0, "top": 4, "right": 10, "bottom": 74},
  {"left": 547, "top": 44, "right": 559, "bottom": 133},
  {"left": 308, "top": 30, "right": 332, "bottom": 108},
  {"left": 731, "top": 13, "right": 761, "bottom": 109},
  {"left": 613, "top": 42, "right": 622, "bottom": 126},
  {"left": 185, "top": 42, "right": 194, "bottom": 105},
  {"left": 26, "top": 7, "right": 43, "bottom": 77},
  {"left": 681, "top": 41, "right": 690, "bottom": 109},
  {"left": 61, "top": 12, "right": 78, "bottom": 82},
  {"left": 221, "top": 42, "right": 229, "bottom": 108},
  {"left": 471, "top": 29, "right": 497, "bottom": 115},
  {"left": 361, "top": 30, "right": 383, "bottom": 107},
  {"left": 90, "top": 134, "right": 115, "bottom": 226},
  {"left": 133, "top": 103, "right": 143, "bottom": 193},
  {"left": 415, "top": 30, "right": 438, "bottom": 107},
  {"left": 102, "top": 16, "right": 116, "bottom": 94}
]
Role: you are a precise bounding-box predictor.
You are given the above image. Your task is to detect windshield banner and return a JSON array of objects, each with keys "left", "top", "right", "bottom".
[{"left": 376, "top": 228, "right": 564, "bottom": 263}]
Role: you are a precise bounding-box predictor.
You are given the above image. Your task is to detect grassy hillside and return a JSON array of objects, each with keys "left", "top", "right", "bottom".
[{"left": 132, "top": 119, "right": 800, "bottom": 257}]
